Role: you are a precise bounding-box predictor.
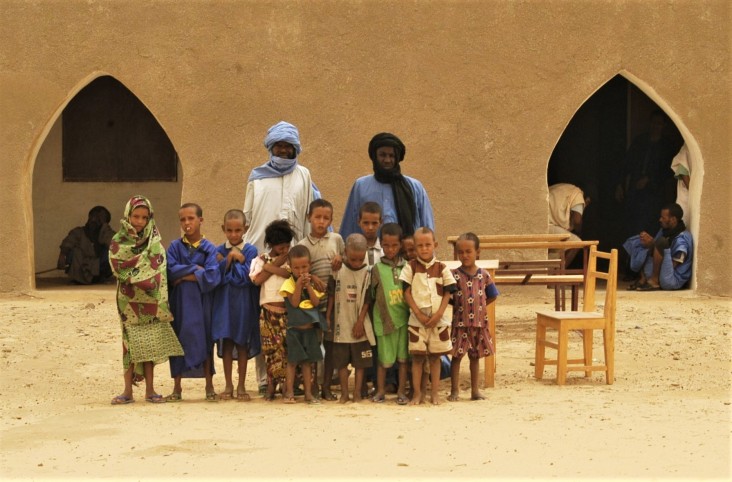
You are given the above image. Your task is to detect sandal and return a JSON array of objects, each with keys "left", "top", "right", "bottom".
[
  {"left": 165, "top": 392, "right": 182, "bottom": 402},
  {"left": 283, "top": 396, "right": 296, "bottom": 404},
  {"left": 320, "top": 391, "right": 338, "bottom": 401},
  {"left": 371, "top": 394, "right": 386, "bottom": 403},
  {"left": 236, "top": 392, "right": 251, "bottom": 402},
  {"left": 627, "top": 280, "right": 641, "bottom": 291},
  {"left": 219, "top": 391, "right": 234, "bottom": 401},
  {"left": 306, "top": 397, "right": 321, "bottom": 405},
  {"left": 264, "top": 392, "right": 276, "bottom": 402},
  {"left": 396, "top": 395, "right": 409, "bottom": 406},
  {"left": 145, "top": 394, "right": 166, "bottom": 404},
  {"left": 111, "top": 395, "right": 134, "bottom": 405},
  {"left": 205, "top": 392, "right": 219, "bottom": 402}
]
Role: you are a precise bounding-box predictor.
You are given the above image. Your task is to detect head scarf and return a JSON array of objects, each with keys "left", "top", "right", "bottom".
[
  {"left": 368, "top": 133, "right": 417, "bottom": 236},
  {"left": 109, "top": 195, "right": 173, "bottom": 324},
  {"left": 248, "top": 121, "right": 302, "bottom": 181}
]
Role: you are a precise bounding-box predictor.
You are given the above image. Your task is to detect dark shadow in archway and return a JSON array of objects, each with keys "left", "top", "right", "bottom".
[
  {"left": 547, "top": 74, "right": 684, "bottom": 272},
  {"left": 33, "top": 75, "right": 183, "bottom": 288}
]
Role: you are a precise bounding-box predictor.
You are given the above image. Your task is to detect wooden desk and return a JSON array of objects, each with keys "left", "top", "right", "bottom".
[{"left": 444, "top": 259, "right": 498, "bottom": 388}]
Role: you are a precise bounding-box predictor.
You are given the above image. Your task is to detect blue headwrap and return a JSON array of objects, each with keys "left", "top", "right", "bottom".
[{"left": 248, "top": 121, "right": 303, "bottom": 181}]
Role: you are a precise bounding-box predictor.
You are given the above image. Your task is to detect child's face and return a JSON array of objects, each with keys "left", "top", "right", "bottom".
[
  {"left": 344, "top": 247, "right": 366, "bottom": 270},
  {"left": 129, "top": 206, "right": 150, "bottom": 233},
  {"left": 413, "top": 231, "right": 437, "bottom": 262},
  {"left": 358, "top": 212, "right": 381, "bottom": 242},
  {"left": 456, "top": 239, "right": 479, "bottom": 268},
  {"left": 179, "top": 207, "right": 203, "bottom": 239},
  {"left": 401, "top": 238, "right": 416, "bottom": 261},
  {"left": 289, "top": 256, "right": 311, "bottom": 278},
  {"left": 308, "top": 206, "right": 332, "bottom": 238},
  {"left": 222, "top": 218, "right": 247, "bottom": 246},
  {"left": 381, "top": 234, "right": 401, "bottom": 260},
  {"left": 270, "top": 242, "right": 290, "bottom": 257}
]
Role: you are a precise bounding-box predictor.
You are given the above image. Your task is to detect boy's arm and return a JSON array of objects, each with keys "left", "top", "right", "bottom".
[
  {"left": 305, "top": 282, "right": 321, "bottom": 308},
  {"left": 227, "top": 244, "right": 257, "bottom": 287},
  {"left": 403, "top": 284, "right": 429, "bottom": 326},
  {"left": 352, "top": 300, "right": 369, "bottom": 338},
  {"left": 427, "top": 291, "right": 453, "bottom": 329},
  {"left": 195, "top": 243, "right": 223, "bottom": 293}
]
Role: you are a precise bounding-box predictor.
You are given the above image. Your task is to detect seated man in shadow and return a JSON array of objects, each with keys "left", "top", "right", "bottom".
[
  {"left": 57, "top": 205, "right": 115, "bottom": 284},
  {"left": 623, "top": 203, "right": 693, "bottom": 291}
]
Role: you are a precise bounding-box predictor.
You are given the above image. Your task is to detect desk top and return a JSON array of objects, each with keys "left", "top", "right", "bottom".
[
  {"left": 443, "top": 259, "right": 499, "bottom": 270},
  {"left": 447, "top": 234, "right": 571, "bottom": 244}
]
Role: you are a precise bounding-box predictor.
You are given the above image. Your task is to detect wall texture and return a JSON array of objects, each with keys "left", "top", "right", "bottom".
[{"left": 1, "top": 0, "right": 730, "bottom": 295}]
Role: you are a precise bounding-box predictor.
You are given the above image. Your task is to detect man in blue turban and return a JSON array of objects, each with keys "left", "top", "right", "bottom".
[{"left": 243, "top": 121, "right": 322, "bottom": 251}]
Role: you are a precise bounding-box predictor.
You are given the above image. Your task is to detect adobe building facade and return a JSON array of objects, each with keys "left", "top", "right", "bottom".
[{"left": 1, "top": 1, "right": 730, "bottom": 296}]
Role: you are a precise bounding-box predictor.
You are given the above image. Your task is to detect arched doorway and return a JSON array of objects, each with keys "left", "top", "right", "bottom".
[
  {"left": 547, "top": 72, "right": 702, "bottom": 287},
  {"left": 32, "top": 73, "right": 183, "bottom": 287}
]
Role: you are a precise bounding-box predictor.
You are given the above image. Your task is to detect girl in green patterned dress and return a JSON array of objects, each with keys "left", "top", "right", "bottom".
[{"left": 109, "top": 195, "right": 183, "bottom": 404}]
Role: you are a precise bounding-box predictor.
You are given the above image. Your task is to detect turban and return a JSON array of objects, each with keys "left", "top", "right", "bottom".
[
  {"left": 368, "top": 132, "right": 406, "bottom": 167},
  {"left": 264, "top": 121, "right": 302, "bottom": 155}
]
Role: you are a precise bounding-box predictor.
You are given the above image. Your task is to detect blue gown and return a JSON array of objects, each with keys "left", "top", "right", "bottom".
[
  {"left": 167, "top": 238, "right": 221, "bottom": 378},
  {"left": 212, "top": 243, "right": 262, "bottom": 360},
  {"left": 339, "top": 175, "right": 435, "bottom": 238}
]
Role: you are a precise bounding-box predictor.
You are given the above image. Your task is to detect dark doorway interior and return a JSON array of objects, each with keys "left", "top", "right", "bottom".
[{"left": 547, "top": 75, "right": 684, "bottom": 269}]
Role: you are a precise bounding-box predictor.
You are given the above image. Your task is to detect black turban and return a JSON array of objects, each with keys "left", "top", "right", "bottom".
[{"left": 367, "top": 133, "right": 417, "bottom": 236}]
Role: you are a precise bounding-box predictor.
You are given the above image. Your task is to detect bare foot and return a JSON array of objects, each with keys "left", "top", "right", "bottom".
[
  {"left": 409, "top": 392, "right": 423, "bottom": 405},
  {"left": 339, "top": 394, "right": 349, "bottom": 404},
  {"left": 447, "top": 392, "right": 460, "bottom": 401},
  {"left": 431, "top": 395, "right": 441, "bottom": 405},
  {"left": 471, "top": 391, "right": 485, "bottom": 400},
  {"left": 237, "top": 391, "right": 251, "bottom": 402},
  {"left": 353, "top": 394, "right": 363, "bottom": 403}
]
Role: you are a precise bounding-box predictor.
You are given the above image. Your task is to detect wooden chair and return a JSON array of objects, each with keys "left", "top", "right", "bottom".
[{"left": 534, "top": 246, "right": 618, "bottom": 385}]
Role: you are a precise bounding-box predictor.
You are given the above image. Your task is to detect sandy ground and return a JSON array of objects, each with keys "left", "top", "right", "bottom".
[{"left": 0, "top": 280, "right": 730, "bottom": 481}]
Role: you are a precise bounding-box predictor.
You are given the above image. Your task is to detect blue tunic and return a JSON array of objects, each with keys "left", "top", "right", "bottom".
[
  {"left": 623, "top": 229, "right": 693, "bottom": 290},
  {"left": 339, "top": 175, "right": 435, "bottom": 238},
  {"left": 212, "top": 243, "right": 262, "bottom": 360},
  {"left": 167, "top": 238, "right": 221, "bottom": 378}
]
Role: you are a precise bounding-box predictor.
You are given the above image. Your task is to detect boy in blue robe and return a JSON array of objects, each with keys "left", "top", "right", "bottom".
[{"left": 166, "top": 203, "right": 221, "bottom": 401}]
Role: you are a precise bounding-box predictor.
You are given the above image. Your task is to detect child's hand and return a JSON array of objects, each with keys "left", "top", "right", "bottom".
[
  {"left": 352, "top": 321, "right": 365, "bottom": 339},
  {"left": 296, "top": 273, "right": 311, "bottom": 287},
  {"left": 331, "top": 255, "right": 342, "bottom": 271},
  {"left": 228, "top": 250, "right": 245, "bottom": 264},
  {"left": 426, "top": 313, "right": 441, "bottom": 329},
  {"left": 273, "top": 252, "right": 288, "bottom": 267},
  {"left": 311, "top": 274, "right": 325, "bottom": 293},
  {"left": 216, "top": 253, "right": 224, "bottom": 262}
]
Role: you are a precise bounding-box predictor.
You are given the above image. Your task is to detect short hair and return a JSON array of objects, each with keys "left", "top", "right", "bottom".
[
  {"left": 288, "top": 244, "right": 311, "bottom": 262},
  {"left": 358, "top": 201, "right": 382, "bottom": 220},
  {"left": 264, "top": 220, "right": 295, "bottom": 247},
  {"left": 308, "top": 198, "right": 333, "bottom": 216},
  {"left": 88, "top": 205, "right": 111, "bottom": 224},
  {"left": 223, "top": 209, "right": 246, "bottom": 225},
  {"left": 663, "top": 202, "right": 684, "bottom": 221},
  {"left": 345, "top": 233, "right": 368, "bottom": 252},
  {"left": 380, "top": 223, "right": 403, "bottom": 241},
  {"left": 456, "top": 232, "right": 480, "bottom": 250},
  {"left": 414, "top": 226, "right": 435, "bottom": 241},
  {"left": 180, "top": 203, "right": 203, "bottom": 217}
]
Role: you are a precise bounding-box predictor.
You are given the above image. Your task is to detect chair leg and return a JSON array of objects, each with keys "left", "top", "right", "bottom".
[
  {"left": 582, "top": 329, "right": 593, "bottom": 378},
  {"left": 557, "top": 326, "right": 568, "bottom": 385},
  {"left": 484, "top": 354, "right": 495, "bottom": 388},
  {"left": 604, "top": 327, "right": 615, "bottom": 385},
  {"left": 535, "top": 320, "right": 546, "bottom": 379}
]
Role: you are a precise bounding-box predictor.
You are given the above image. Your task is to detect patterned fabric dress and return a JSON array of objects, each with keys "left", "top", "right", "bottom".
[
  {"left": 450, "top": 267, "right": 498, "bottom": 360},
  {"left": 109, "top": 195, "right": 183, "bottom": 376}
]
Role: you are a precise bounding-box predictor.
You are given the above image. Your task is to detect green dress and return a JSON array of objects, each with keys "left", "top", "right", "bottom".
[{"left": 109, "top": 195, "right": 183, "bottom": 375}]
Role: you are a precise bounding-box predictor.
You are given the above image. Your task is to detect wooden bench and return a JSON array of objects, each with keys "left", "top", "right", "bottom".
[{"left": 447, "top": 234, "right": 598, "bottom": 311}]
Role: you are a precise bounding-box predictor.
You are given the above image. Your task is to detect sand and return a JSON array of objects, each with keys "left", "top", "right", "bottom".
[{"left": 0, "top": 282, "right": 730, "bottom": 480}]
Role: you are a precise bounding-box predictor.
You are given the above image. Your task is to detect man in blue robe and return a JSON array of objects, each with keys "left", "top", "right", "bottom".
[{"left": 340, "top": 133, "right": 434, "bottom": 238}]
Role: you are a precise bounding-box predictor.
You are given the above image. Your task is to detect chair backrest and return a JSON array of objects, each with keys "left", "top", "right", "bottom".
[{"left": 582, "top": 246, "right": 618, "bottom": 325}]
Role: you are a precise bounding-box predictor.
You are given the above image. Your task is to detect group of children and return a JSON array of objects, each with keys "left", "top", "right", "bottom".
[{"left": 110, "top": 195, "right": 498, "bottom": 406}]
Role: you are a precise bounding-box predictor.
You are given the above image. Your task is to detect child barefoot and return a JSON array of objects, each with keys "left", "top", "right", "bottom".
[
  {"left": 109, "top": 195, "right": 183, "bottom": 405},
  {"left": 279, "top": 245, "right": 325, "bottom": 404},
  {"left": 400, "top": 227, "right": 457, "bottom": 405},
  {"left": 250, "top": 220, "right": 296, "bottom": 401},
  {"left": 327, "top": 234, "right": 374, "bottom": 403},
  {"left": 448, "top": 233, "right": 498, "bottom": 401},
  {"left": 370, "top": 223, "right": 410, "bottom": 405},
  {"left": 212, "top": 209, "right": 261, "bottom": 401}
]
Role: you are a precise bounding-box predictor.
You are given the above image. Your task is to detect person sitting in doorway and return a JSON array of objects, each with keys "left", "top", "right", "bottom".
[
  {"left": 57, "top": 205, "right": 114, "bottom": 284},
  {"left": 623, "top": 203, "right": 693, "bottom": 291},
  {"left": 547, "top": 183, "right": 592, "bottom": 266}
]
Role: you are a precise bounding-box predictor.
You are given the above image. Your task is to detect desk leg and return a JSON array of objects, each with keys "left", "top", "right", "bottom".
[{"left": 485, "top": 269, "right": 497, "bottom": 388}]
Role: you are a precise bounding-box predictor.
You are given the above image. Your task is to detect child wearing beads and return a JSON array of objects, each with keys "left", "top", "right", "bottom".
[
  {"left": 448, "top": 232, "right": 498, "bottom": 401},
  {"left": 249, "top": 220, "right": 296, "bottom": 401}
]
